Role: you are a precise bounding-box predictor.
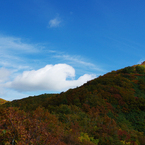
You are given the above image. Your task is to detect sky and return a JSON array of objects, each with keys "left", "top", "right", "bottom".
[{"left": 0, "top": 0, "right": 145, "bottom": 101}]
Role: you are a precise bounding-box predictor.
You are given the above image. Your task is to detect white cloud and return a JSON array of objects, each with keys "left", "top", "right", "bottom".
[
  {"left": 137, "top": 59, "right": 145, "bottom": 65},
  {"left": 0, "top": 67, "right": 11, "bottom": 83},
  {"left": 5, "top": 64, "right": 96, "bottom": 92},
  {"left": 0, "top": 35, "right": 100, "bottom": 100},
  {"left": 54, "top": 54, "right": 104, "bottom": 71},
  {"left": 0, "top": 88, "right": 28, "bottom": 101},
  {"left": 48, "top": 17, "right": 61, "bottom": 28},
  {"left": 0, "top": 36, "right": 38, "bottom": 53},
  {"left": 60, "top": 55, "right": 96, "bottom": 67},
  {"left": 0, "top": 35, "right": 41, "bottom": 73}
]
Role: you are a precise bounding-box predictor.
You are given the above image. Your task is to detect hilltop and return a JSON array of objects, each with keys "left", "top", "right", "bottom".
[
  {"left": 0, "top": 98, "right": 8, "bottom": 105},
  {"left": 1, "top": 64, "right": 145, "bottom": 144}
]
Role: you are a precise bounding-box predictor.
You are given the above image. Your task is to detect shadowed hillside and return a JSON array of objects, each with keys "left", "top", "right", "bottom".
[{"left": 1, "top": 64, "right": 145, "bottom": 144}]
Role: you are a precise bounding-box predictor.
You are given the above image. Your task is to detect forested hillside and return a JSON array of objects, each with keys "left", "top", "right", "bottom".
[
  {"left": 1, "top": 63, "right": 145, "bottom": 145},
  {"left": 0, "top": 98, "right": 8, "bottom": 105}
]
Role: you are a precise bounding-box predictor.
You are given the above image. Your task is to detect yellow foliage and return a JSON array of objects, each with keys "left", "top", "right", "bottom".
[
  {"left": 0, "top": 98, "right": 9, "bottom": 105},
  {"left": 121, "top": 140, "right": 131, "bottom": 145},
  {"left": 78, "top": 132, "right": 90, "bottom": 142},
  {"left": 121, "top": 140, "right": 139, "bottom": 145}
]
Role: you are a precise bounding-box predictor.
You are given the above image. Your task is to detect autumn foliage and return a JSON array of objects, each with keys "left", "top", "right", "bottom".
[{"left": 1, "top": 64, "right": 145, "bottom": 144}]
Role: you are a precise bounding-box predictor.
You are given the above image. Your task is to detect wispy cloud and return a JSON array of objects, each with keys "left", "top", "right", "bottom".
[
  {"left": 48, "top": 17, "right": 61, "bottom": 28},
  {"left": 0, "top": 36, "right": 39, "bottom": 53},
  {"left": 0, "top": 35, "right": 100, "bottom": 100},
  {"left": 0, "top": 35, "right": 41, "bottom": 70},
  {"left": 54, "top": 54, "right": 104, "bottom": 71},
  {"left": 137, "top": 59, "right": 145, "bottom": 65}
]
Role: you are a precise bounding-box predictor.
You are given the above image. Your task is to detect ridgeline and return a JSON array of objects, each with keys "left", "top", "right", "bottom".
[{"left": 1, "top": 63, "right": 145, "bottom": 144}]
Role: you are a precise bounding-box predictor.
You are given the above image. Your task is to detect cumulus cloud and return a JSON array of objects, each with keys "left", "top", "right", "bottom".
[
  {"left": 0, "top": 68, "right": 11, "bottom": 83},
  {"left": 5, "top": 64, "right": 96, "bottom": 92},
  {"left": 48, "top": 17, "right": 61, "bottom": 28}
]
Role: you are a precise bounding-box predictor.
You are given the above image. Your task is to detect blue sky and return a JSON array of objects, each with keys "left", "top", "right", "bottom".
[{"left": 0, "top": 0, "right": 145, "bottom": 101}]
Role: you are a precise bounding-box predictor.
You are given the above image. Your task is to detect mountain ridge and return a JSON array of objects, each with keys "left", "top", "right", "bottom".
[{"left": 1, "top": 64, "right": 145, "bottom": 144}]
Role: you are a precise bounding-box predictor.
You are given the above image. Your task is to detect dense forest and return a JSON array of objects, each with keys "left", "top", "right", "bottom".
[{"left": 1, "top": 63, "right": 145, "bottom": 144}]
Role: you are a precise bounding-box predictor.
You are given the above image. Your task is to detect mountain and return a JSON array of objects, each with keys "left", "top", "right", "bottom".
[
  {"left": 1, "top": 64, "right": 145, "bottom": 144},
  {"left": 0, "top": 98, "right": 8, "bottom": 105}
]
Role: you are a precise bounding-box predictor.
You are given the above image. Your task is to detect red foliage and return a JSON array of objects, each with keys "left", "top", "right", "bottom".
[
  {"left": 106, "top": 102, "right": 114, "bottom": 111},
  {"left": 117, "top": 129, "right": 130, "bottom": 141},
  {"left": 132, "top": 80, "right": 138, "bottom": 84},
  {"left": 0, "top": 107, "right": 66, "bottom": 145},
  {"left": 135, "top": 97, "right": 139, "bottom": 100},
  {"left": 113, "top": 94, "right": 125, "bottom": 106}
]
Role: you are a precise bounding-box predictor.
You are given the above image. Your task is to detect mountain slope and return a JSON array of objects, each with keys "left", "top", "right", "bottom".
[
  {"left": 43, "top": 64, "right": 145, "bottom": 132},
  {"left": 0, "top": 98, "right": 8, "bottom": 105},
  {"left": 1, "top": 64, "right": 145, "bottom": 144}
]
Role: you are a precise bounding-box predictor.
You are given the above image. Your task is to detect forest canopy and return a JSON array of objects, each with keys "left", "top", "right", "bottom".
[{"left": 1, "top": 64, "right": 145, "bottom": 145}]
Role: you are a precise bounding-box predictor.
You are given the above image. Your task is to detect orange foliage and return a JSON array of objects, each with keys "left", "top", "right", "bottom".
[{"left": 0, "top": 107, "right": 66, "bottom": 145}]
